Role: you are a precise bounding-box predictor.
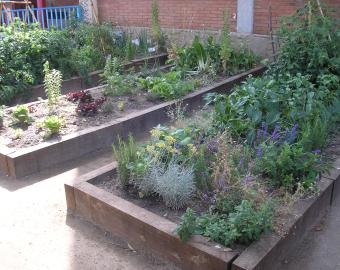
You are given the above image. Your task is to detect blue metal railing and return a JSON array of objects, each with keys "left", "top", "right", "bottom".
[{"left": 0, "top": 5, "right": 82, "bottom": 29}]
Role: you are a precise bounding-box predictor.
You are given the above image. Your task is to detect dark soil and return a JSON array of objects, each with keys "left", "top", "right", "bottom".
[{"left": 90, "top": 172, "right": 209, "bottom": 224}]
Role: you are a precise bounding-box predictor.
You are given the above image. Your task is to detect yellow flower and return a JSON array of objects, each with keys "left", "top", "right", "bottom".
[
  {"left": 155, "top": 142, "right": 166, "bottom": 148},
  {"left": 169, "top": 148, "right": 178, "bottom": 154},
  {"left": 165, "top": 136, "right": 176, "bottom": 144},
  {"left": 188, "top": 144, "right": 197, "bottom": 154},
  {"left": 150, "top": 128, "right": 162, "bottom": 138},
  {"left": 146, "top": 145, "right": 155, "bottom": 153}
]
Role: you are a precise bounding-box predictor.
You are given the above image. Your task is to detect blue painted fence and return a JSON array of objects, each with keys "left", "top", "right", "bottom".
[{"left": 0, "top": 5, "right": 82, "bottom": 29}]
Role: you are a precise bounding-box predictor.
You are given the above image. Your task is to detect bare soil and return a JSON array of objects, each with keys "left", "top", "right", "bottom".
[{"left": 0, "top": 87, "right": 160, "bottom": 150}]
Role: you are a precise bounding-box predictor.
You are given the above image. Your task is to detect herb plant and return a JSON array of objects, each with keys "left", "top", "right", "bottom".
[{"left": 112, "top": 135, "right": 140, "bottom": 187}]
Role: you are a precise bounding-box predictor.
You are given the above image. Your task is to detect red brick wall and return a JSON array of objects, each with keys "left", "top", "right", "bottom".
[
  {"left": 98, "top": 0, "right": 237, "bottom": 31},
  {"left": 97, "top": 0, "right": 340, "bottom": 35},
  {"left": 54, "top": 0, "right": 78, "bottom": 6}
]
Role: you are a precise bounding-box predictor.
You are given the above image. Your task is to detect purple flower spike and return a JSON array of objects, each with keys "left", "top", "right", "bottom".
[
  {"left": 256, "top": 146, "right": 263, "bottom": 157},
  {"left": 270, "top": 124, "right": 281, "bottom": 142},
  {"left": 289, "top": 123, "right": 298, "bottom": 143},
  {"left": 218, "top": 176, "right": 225, "bottom": 189},
  {"left": 312, "top": 149, "right": 321, "bottom": 155},
  {"left": 202, "top": 192, "right": 209, "bottom": 201},
  {"left": 238, "top": 158, "right": 244, "bottom": 168},
  {"left": 243, "top": 175, "right": 255, "bottom": 185}
]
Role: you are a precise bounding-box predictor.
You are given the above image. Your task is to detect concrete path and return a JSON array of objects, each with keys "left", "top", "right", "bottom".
[
  {"left": 0, "top": 148, "right": 339, "bottom": 270},
  {"left": 0, "top": 150, "right": 174, "bottom": 270},
  {"left": 278, "top": 192, "right": 340, "bottom": 270}
]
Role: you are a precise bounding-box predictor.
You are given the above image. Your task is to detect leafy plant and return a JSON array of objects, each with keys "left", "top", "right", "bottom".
[
  {"left": 176, "top": 199, "right": 275, "bottom": 246},
  {"left": 112, "top": 135, "right": 140, "bottom": 187},
  {"left": 102, "top": 102, "right": 114, "bottom": 113},
  {"left": 76, "top": 97, "right": 106, "bottom": 116},
  {"left": 194, "top": 145, "right": 214, "bottom": 191},
  {"left": 255, "top": 141, "right": 324, "bottom": 191},
  {"left": 12, "top": 105, "right": 30, "bottom": 124},
  {"left": 102, "top": 55, "right": 136, "bottom": 96},
  {"left": 43, "top": 115, "right": 64, "bottom": 136},
  {"left": 44, "top": 61, "right": 62, "bottom": 111},
  {"left": 213, "top": 72, "right": 338, "bottom": 144},
  {"left": 276, "top": 3, "right": 340, "bottom": 81},
  {"left": 151, "top": 0, "right": 161, "bottom": 48},
  {"left": 139, "top": 71, "right": 199, "bottom": 100},
  {"left": 175, "top": 208, "right": 197, "bottom": 241},
  {"left": 220, "top": 9, "right": 232, "bottom": 73}
]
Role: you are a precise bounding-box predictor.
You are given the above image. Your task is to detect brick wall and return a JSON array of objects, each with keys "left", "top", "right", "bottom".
[
  {"left": 54, "top": 0, "right": 78, "bottom": 6},
  {"left": 97, "top": 0, "right": 340, "bottom": 35}
]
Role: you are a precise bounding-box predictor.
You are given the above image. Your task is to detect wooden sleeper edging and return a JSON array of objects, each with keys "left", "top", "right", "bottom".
[{"left": 1, "top": 66, "right": 265, "bottom": 178}]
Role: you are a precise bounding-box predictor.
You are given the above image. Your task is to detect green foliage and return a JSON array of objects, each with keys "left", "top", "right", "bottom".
[
  {"left": 255, "top": 142, "right": 324, "bottom": 191},
  {"left": 194, "top": 145, "right": 214, "bottom": 191},
  {"left": 102, "top": 102, "right": 114, "bottom": 113},
  {"left": 175, "top": 208, "right": 197, "bottom": 241},
  {"left": 151, "top": 0, "right": 161, "bottom": 47},
  {"left": 0, "top": 106, "right": 4, "bottom": 127},
  {"left": 139, "top": 71, "right": 199, "bottom": 100},
  {"left": 276, "top": 3, "right": 340, "bottom": 81},
  {"left": 300, "top": 117, "right": 328, "bottom": 152},
  {"left": 102, "top": 55, "right": 136, "bottom": 96},
  {"left": 0, "top": 21, "right": 152, "bottom": 104},
  {"left": 171, "top": 36, "right": 257, "bottom": 76},
  {"left": 112, "top": 135, "right": 140, "bottom": 187},
  {"left": 12, "top": 105, "right": 30, "bottom": 124},
  {"left": 220, "top": 9, "right": 232, "bottom": 73},
  {"left": 215, "top": 188, "right": 244, "bottom": 215},
  {"left": 43, "top": 115, "right": 63, "bottom": 135},
  {"left": 226, "top": 199, "right": 275, "bottom": 245},
  {"left": 43, "top": 61, "right": 62, "bottom": 111},
  {"left": 213, "top": 73, "right": 339, "bottom": 144},
  {"left": 176, "top": 199, "right": 275, "bottom": 246},
  {"left": 125, "top": 36, "right": 137, "bottom": 61}
]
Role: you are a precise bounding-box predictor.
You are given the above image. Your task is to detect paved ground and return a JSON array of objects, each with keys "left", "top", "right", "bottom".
[
  {"left": 0, "top": 150, "right": 174, "bottom": 270},
  {"left": 0, "top": 148, "right": 339, "bottom": 270},
  {"left": 278, "top": 192, "right": 340, "bottom": 270}
]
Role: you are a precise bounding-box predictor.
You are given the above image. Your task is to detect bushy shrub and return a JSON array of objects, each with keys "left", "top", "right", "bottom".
[
  {"left": 213, "top": 72, "right": 339, "bottom": 144},
  {"left": 276, "top": 3, "right": 340, "bottom": 81},
  {"left": 102, "top": 55, "right": 136, "bottom": 96},
  {"left": 141, "top": 159, "right": 195, "bottom": 209},
  {"left": 176, "top": 199, "right": 275, "bottom": 246},
  {"left": 255, "top": 141, "right": 324, "bottom": 191},
  {"left": 139, "top": 71, "right": 199, "bottom": 100}
]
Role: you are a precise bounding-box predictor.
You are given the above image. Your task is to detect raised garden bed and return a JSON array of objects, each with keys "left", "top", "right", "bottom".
[
  {"left": 0, "top": 66, "right": 265, "bottom": 178},
  {"left": 65, "top": 160, "right": 339, "bottom": 270},
  {"left": 13, "top": 53, "right": 169, "bottom": 105}
]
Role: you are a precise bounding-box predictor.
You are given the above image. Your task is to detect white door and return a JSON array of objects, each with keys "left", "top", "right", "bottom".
[{"left": 237, "top": 0, "right": 254, "bottom": 33}]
